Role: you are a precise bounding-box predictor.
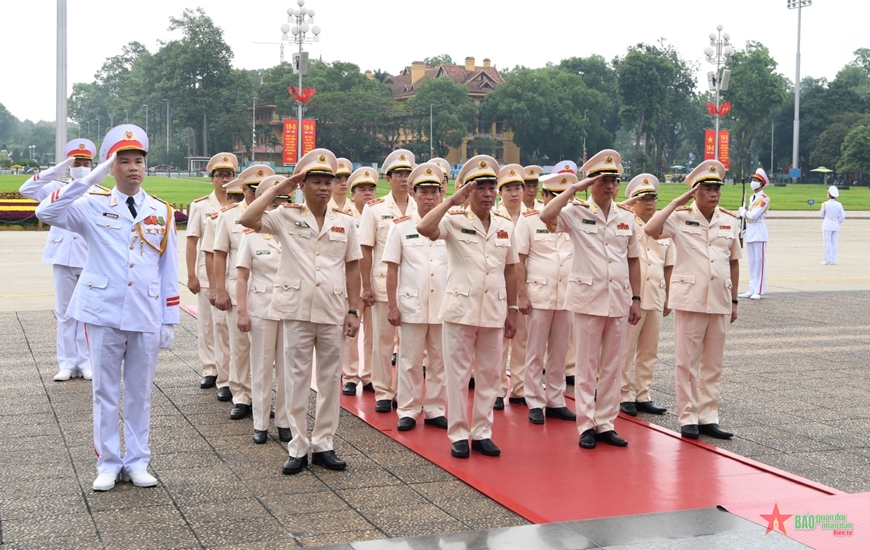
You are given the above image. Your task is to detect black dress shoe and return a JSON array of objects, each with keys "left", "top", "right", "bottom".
[
  {"left": 529, "top": 408, "right": 545, "bottom": 424},
  {"left": 620, "top": 401, "right": 638, "bottom": 416},
  {"left": 342, "top": 382, "right": 357, "bottom": 396},
  {"left": 471, "top": 438, "right": 501, "bottom": 456},
  {"left": 699, "top": 423, "right": 733, "bottom": 439},
  {"left": 252, "top": 430, "right": 268, "bottom": 444},
  {"left": 397, "top": 417, "right": 416, "bottom": 431},
  {"left": 312, "top": 450, "right": 346, "bottom": 471},
  {"left": 579, "top": 429, "right": 596, "bottom": 449},
  {"left": 200, "top": 375, "right": 217, "bottom": 389},
  {"left": 216, "top": 386, "right": 232, "bottom": 402},
  {"left": 493, "top": 397, "right": 505, "bottom": 410},
  {"left": 565, "top": 375, "right": 575, "bottom": 386},
  {"left": 282, "top": 455, "right": 308, "bottom": 475},
  {"left": 451, "top": 440, "right": 469, "bottom": 458},
  {"left": 468, "top": 377, "right": 475, "bottom": 389},
  {"left": 375, "top": 399, "right": 392, "bottom": 413},
  {"left": 362, "top": 382, "right": 375, "bottom": 393},
  {"left": 681, "top": 424, "right": 700, "bottom": 439},
  {"left": 277, "top": 427, "right": 293, "bottom": 442},
  {"left": 596, "top": 430, "right": 628, "bottom": 447},
  {"left": 545, "top": 406, "right": 576, "bottom": 421},
  {"left": 508, "top": 396, "right": 527, "bottom": 406},
  {"left": 423, "top": 416, "right": 448, "bottom": 429},
  {"left": 635, "top": 401, "right": 667, "bottom": 415},
  {"left": 230, "top": 403, "right": 251, "bottom": 420}
]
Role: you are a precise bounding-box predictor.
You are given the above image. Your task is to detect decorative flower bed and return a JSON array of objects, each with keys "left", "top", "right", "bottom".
[{"left": 0, "top": 192, "right": 39, "bottom": 223}]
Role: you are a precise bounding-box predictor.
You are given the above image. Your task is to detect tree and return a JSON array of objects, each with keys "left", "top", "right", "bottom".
[
  {"left": 837, "top": 124, "right": 870, "bottom": 177},
  {"left": 423, "top": 54, "right": 454, "bottom": 66},
  {"left": 810, "top": 113, "right": 870, "bottom": 170},
  {"left": 0, "top": 103, "right": 19, "bottom": 143},
  {"left": 405, "top": 77, "right": 476, "bottom": 158}
]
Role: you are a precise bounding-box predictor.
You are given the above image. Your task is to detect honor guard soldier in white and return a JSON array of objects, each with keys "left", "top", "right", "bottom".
[
  {"left": 738, "top": 168, "right": 770, "bottom": 300},
  {"left": 618, "top": 174, "right": 673, "bottom": 417},
  {"left": 820, "top": 186, "right": 846, "bottom": 265},
  {"left": 540, "top": 149, "right": 642, "bottom": 450},
  {"left": 644, "top": 160, "right": 741, "bottom": 441},
  {"left": 522, "top": 165, "right": 544, "bottom": 210},
  {"left": 329, "top": 157, "right": 354, "bottom": 214},
  {"left": 240, "top": 148, "right": 363, "bottom": 475},
  {"left": 417, "top": 155, "right": 520, "bottom": 459},
  {"left": 360, "top": 149, "right": 417, "bottom": 413},
  {"left": 20, "top": 138, "right": 98, "bottom": 381},
  {"left": 186, "top": 153, "right": 236, "bottom": 395},
  {"left": 515, "top": 170, "right": 577, "bottom": 425},
  {"left": 382, "top": 163, "right": 449, "bottom": 432},
  {"left": 36, "top": 124, "right": 179, "bottom": 492}
]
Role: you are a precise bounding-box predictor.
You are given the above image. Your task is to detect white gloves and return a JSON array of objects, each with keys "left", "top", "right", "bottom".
[
  {"left": 37, "top": 157, "right": 76, "bottom": 182},
  {"left": 81, "top": 153, "right": 116, "bottom": 188},
  {"left": 738, "top": 206, "right": 747, "bottom": 217},
  {"left": 159, "top": 325, "right": 175, "bottom": 349}
]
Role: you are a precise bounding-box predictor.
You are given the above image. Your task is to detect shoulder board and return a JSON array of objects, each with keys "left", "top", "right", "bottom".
[
  {"left": 366, "top": 197, "right": 385, "bottom": 206},
  {"left": 493, "top": 211, "right": 510, "bottom": 220},
  {"left": 282, "top": 203, "right": 303, "bottom": 209},
  {"left": 332, "top": 207, "right": 352, "bottom": 216},
  {"left": 220, "top": 203, "right": 238, "bottom": 212},
  {"left": 88, "top": 188, "right": 111, "bottom": 196},
  {"left": 719, "top": 207, "right": 738, "bottom": 218},
  {"left": 150, "top": 194, "right": 168, "bottom": 204},
  {"left": 448, "top": 208, "right": 466, "bottom": 215},
  {"left": 676, "top": 206, "right": 692, "bottom": 211},
  {"left": 571, "top": 199, "right": 589, "bottom": 207},
  {"left": 617, "top": 202, "right": 633, "bottom": 212},
  {"left": 193, "top": 195, "right": 210, "bottom": 203},
  {"left": 242, "top": 228, "right": 255, "bottom": 234},
  {"left": 208, "top": 212, "right": 220, "bottom": 220},
  {"left": 392, "top": 214, "right": 411, "bottom": 224},
  {"left": 96, "top": 185, "right": 111, "bottom": 192},
  {"left": 523, "top": 209, "right": 539, "bottom": 217}
]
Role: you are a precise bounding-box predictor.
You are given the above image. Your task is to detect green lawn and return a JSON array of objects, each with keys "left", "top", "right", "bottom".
[{"left": 2, "top": 174, "right": 867, "bottom": 211}]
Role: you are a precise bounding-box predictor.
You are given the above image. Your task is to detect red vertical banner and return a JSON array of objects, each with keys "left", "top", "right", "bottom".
[
  {"left": 704, "top": 129, "right": 716, "bottom": 160},
  {"left": 301, "top": 119, "right": 316, "bottom": 156},
  {"left": 282, "top": 119, "right": 298, "bottom": 165},
  {"left": 718, "top": 129, "right": 730, "bottom": 170}
]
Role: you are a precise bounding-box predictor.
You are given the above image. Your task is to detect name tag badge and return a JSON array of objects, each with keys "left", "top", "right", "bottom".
[
  {"left": 295, "top": 221, "right": 310, "bottom": 228},
  {"left": 686, "top": 221, "right": 700, "bottom": 227},
  {"left": 536, "top": 229, "right": 549, "bottom": 234},
  {"left": 582, "top": 219, "right": 596, "bottom": 225},
  {"left": 102, "top": 212, "right": 119, "bottom": 219},
  {"left": 255, "top": 250, "right": 270, "bottom": 255},
  {"left": 405, "top": 233, "right": 420, "bottom": 239},
  {"left": 234, "top": 220, "right": 241, "bottom": 224},
  {"left": 461, "top": 228, "right": 477, "bottom": 235},
  {"left": 382, "top": 215, "right": 394, "bottom": 220}
]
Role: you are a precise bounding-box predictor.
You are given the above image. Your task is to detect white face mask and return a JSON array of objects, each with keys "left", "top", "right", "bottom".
[{"left": 69, "top": 166, "right": 92, "bottom": 180}]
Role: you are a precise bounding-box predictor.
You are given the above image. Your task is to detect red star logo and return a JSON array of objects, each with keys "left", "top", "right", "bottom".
[{"left": 760, "top": 503, "right": 793, "bottom": 535}]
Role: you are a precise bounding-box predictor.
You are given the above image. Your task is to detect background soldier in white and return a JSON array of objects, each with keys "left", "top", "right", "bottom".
[
  {"left": 360, "top": 150, "right": 417, "bottom": 413},
  {"left": 329, "top": 157, "right": 353, "bottom": 214},
  {"left": 738, "top": 168, "right": 770, "bottom": 300},
  {"left": 383, "top": 163, "right": 449, "bottom": 432},
  {"left": 418, "top": 155, "right": 519, "bottom": 459},
  {"left": 20, "top": 138, "right": 97, "bottom": 381},
  {"left": 515, "top": 171, "right": 576, "bottom": 425},
  {"left": 186, "top": 153, "right": 235, "bottom": 395},
  {"left": 36, "top": 125, "right": 179, "bottom": 491},
  {"left": 619, "top": 174, "right": 673, "bottom": 417},
  {"left": 540, "top": 150, "right": 641, "bottom": 450},
  {"left": 820, "top": 186, "right": 846, "bottom": 265},
  {"left": 644, "top": 160, "right": 740, "bottom": 440},
  {"left": 241, "top": 149, "right": 362, "bottom": 475}
]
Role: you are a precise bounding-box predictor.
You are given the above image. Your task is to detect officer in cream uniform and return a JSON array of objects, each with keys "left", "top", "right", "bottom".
[
  {"left": 619, "top": 174, "right": 673, "bottom": 417},
  {"left": 644, "top": 160, "right": 741, "bottom": 441},
  {"left": 329, "top": 157, "right": 354, "bottom": 214},
  {"left": 240, "top": 149, "right": 363, "bottom": 475},
  {"left": 522, "top": 165, "right": 545, "bottom": 211},
  {"left": 738, "top": 168, "right": 770, "bottom": 300},
  {"left": 430, "top": 157, "right": 452, "bottom": 194},
  {"left": 515, "top": 171, "right": 576, "bottom": 425},
  {"left": 36, "top": 125, "right": 179, "bottom": 491},
  {"left": 236, "top": 175, "right": 293, "bottom": 444},
  {"left": 20, "top": 138, "right": 99, "bottom": 381},
  {"left": 383, "top": 163, "right": 449, "bottom": 432}
]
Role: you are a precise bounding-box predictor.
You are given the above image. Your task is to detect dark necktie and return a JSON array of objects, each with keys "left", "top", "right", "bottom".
[{"left": 126, "top": 196, "right": 137, "bottom": 218}]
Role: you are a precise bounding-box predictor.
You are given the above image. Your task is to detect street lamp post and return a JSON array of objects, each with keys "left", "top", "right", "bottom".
[
  {"left": 787, "top": 0, "right": 811, "bottom": 182},
  {"left": 582, "top": 109, "right": 589, "bottom": 163},
  {"left": 430, "top": 103, "right": 435, "bottom": 159},
  {"left": 142, "top": 104, "right": 149, "bottom": 170},
  {"left": 704, "top": 24, "right": 734, "bottom": 161}
]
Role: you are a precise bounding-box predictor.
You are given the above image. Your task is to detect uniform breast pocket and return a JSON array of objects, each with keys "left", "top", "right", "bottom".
[
  {"left": 272, "top": 278, "right": 302, "bottom": 312},
  {"left": 679, "top": 226, "right": 703, "bottom": 248},
  {"left": 79, "top": 271, "right": 109, "bottom": 313},
  {"left": 670, "top": 274, "right": 695, "bottom": 302},
  {"left": 615, "top": 229, "right": 632, "bottom": 238},
  {"left": 457, "top": 235, "right": 479, "bottom": 256},
  {"left": 526, "top": 274, "right": 549, "bottom": 303},
  {"left": 327, "top": 231, "right": 348, "bottom": 256},
  {"left": 92, "top": 218, "right": 123, "bottom": 245},
  {"left": 287, "top": 231, "right": 310, "bottom": 252},
  {"left": 398, "top": 286, "right": 420, "bottom": 316},
  {"left": 566, "top": 273, "right": 593, "bottom": 309},
  {"left": 443, "top": 284, "right": 471, "bottom": 317}
]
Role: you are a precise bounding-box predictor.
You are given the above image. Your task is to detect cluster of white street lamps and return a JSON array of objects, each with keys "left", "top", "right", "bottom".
[{"left": 704, "top": 24, "right": 734, "bottom": 161}]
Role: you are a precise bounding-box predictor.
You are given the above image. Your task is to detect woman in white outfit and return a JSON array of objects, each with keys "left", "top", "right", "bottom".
[{"left": 820, "top": 186, "right": 846, "bottom": 265}]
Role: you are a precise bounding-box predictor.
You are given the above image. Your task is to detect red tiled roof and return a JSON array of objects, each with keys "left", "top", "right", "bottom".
[{"left": 385, "top": 63, "right": 504, "bottom": 100}]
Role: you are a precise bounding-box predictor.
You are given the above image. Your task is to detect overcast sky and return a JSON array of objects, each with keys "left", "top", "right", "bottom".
[{"left": 2, "top": 0, "right": 866, "bottom": 123}]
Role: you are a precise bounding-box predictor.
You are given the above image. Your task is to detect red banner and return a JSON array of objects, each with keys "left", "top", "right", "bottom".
[
  {"left": 704, "top": 129, "right": 716, "bottom": 160},
  {"left": 703, "top": 129, "right": 730, "bottom": 170},
  {"left": 282, "top": 119, "right": 298, "bottom": 165},
  {"left": 302, "top": 119, "right": 316, "bottom": 157}
]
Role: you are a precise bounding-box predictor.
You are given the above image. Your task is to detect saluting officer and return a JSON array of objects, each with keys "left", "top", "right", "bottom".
[
  {"left": 619, "top": 174, "right": 673, "bottom": 417},
  {"left": 522, "top": 165, "right": 544, "bottom": 211},
  {"left": 644, "top": 160, "right": 740, "bottom": 440},
  {"left": 186, "top": 153, "right": 235, "bottom": 395},
  {"left": 738, "top": 168, "right": 770, "bottom": 300},
  {"left": 360, "top": 149, "right": 417, "bottom": 413},
  {"left": 417, "top": 155, "right": 519, "bottom": 459},
  {"left": 36, "top": 125, "right": 179, "bottom": 491},
  {"left": 240, "top": 149, "right": 363, "bottom": 475},
  {"left": 236, "top": 175, "right": 293, "bottom": 444},
  {"left": 329, "top": 157, "right": 354, "bottom": 214},
  {"left": 515, "top": 171, "right": 577, "bottom": 424},
  {"left": 383, "top": 163, "right": 449, "bottom": 432},
  {"left": 540, "top": 150, "right": 642, "bottom": 450},
  {"left": 20, "top": 138, "right": 98, "bottom": 381}
]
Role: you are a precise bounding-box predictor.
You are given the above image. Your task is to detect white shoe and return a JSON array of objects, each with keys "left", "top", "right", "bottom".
[
  {"left": 122, "top": 470, "right": 158, "bottom": 487},
  {"left": 93, "top": 472, "right": 118, "bottom": 491},
  {"left": 750, "top": 293, "right": 762, "bottom": 300},
  {"left": 53, "top": 369, "right": 74, "bottom": 381},
  {"left": 80, "top": 368, "right": 92, "bottom": 380},
  {"left": 821, "top": 261, "right": 828, "bottom": 265},
  {"left": 737, "top": 292, "right": 752, "bottom": 298}
]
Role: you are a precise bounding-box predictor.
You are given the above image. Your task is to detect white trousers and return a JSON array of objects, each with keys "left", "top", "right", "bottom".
[
  {"left": 53, "top": 264, "right": 89, "bottom": 371},
  {"left": 226, "top": 306, "right": 252, "bottom": 405},
  {"left": 284, "top": 320, "right": 344, "bottom": 457},
  {"left": 443, "top": 322, "right": 502, "bottom": 442},
  {"left": 673, "top": 310, "right": 728, "bottom": 426},
  {"left": 745, "top": 241, "right": 767, "bottom": 295},
  {"left": 573, "top": 313, "right": 627, "bottom": 434},
  {"left": 370, "top": 301, "right": 398, "bottom": 401},
  {"left": 621, "top": 308, "right": 664, "bottom": 403},
  {"left": 523, "top": 309, "right": 571, "bottom": 410},
  {"left": 250, "top": 317, "right": 289, "bottom": 431},
  {"left": 499, "top": 310, "right": 527, "bottom": 398},
  {"left": 824, "top": 230, "right": 839, "bottom": 265},
  {"left": 86, "top": 324, "right": 158, "bottom": 474},
  {"left": 196, "top": 290, "right": 230, "bottom": 386},
  {"left": 342, "top": 306, "right": 373, "bottom": 386},
  {"left": 397, "top": 323, "right": 446, "bottom": 419}
]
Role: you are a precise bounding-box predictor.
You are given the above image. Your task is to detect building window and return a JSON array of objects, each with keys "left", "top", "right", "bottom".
[
  {"left": 466, "top": 141, "right": 475, "bottom": 159},
  {"left": 495, "top": 142, "right": 504, "bottom": 162},
  {"left": 495, "top": 122, "right": 505, "bottom": 135}
]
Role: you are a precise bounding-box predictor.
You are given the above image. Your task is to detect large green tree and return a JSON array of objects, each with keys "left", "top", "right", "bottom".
[
  {"left": 837, "top": 123, "right": 870, "bottom": 177},
  {"left": 404, "top": 77, "right": 476, "bottom": 159},
  {"left": 810, "top": 113, "right": 870, "bottom": 170}
]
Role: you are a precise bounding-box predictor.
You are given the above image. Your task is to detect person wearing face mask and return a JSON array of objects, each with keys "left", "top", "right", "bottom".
[
  {"left": 737, "top": 168, "right": 770, "bottom": 300},
  {"left": 20, "top": 139, "right": 100, "bottom": 381}
]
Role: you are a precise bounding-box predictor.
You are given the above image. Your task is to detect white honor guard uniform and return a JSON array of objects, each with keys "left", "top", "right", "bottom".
[
  {"left": 20, "top": 138, "right": 98, "bottom": 380},
  {"left": 516, "top": 172, "right": 575, "bottom": 418},
  {"left": 360, "top": 150, "right": 417, "bottom": 408},
  {"left": 619, "top": 175, "right": 674, "bottom": 412},
  {"left": 738, "top": 168, "right": 770, "bottom": 299},
  {"left": 257, "top": 150, "right": 362, "bottom": 462},
  {"left": 36, "top": 125, "right": 179, "bottom": 488},
  {"left": 382, "top": 164, "right": 449, "bottom": 427},
  {"left": 820, "top": 186, "right": 846, "bottom": 265},
  {"left": 187, "top": 153, "right": 236, "bottom": 393}
]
